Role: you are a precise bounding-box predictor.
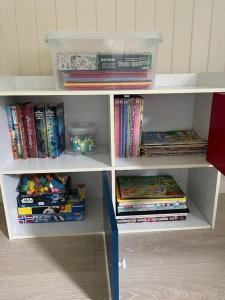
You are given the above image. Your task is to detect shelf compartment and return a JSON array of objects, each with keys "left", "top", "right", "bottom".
[
  {"left": 1, "top": 172, "right": 106, "bottom": 239},
  {"left": 114, "top": 155, "right": 212, "bottom": 170},
  {"left": 115, "top": 167, "right": 220, "bottom": 234},
  {"left": 2, "top": 153, "right": 111, "bottom": 174},
  {"left": 118, "top": 200, "right": 211, "bottom": 233}
]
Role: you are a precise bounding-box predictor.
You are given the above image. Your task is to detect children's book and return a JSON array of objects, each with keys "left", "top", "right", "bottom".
[
  {"left": 116, "top": 184, "right": 186, "bottom": 204},
  {"left": 117, "top": 214, "right": 186, "bottom": 224},
  {"left": 11, "top": 105, "right": 23, "bottom": 158},
  {"left": 141, "top": 130, "right": 207, "bottom": 146},
  {"left": 34, "top": 104, "right": 48, "bottom": 158},
  {"left": 117, "top": 175, "right": 186, "bottom": 199},
  {"left": 46, "top": 103, "right": 65, "bottom": 157},
  {"left": 5, "top": 105, "right": 18, "bottom": 160},
  {"left": 23, "top": 103, "right": 38, "bottom": 158},
  {"left": 17, "top": 105, "right": 28, "bottom": 159}
]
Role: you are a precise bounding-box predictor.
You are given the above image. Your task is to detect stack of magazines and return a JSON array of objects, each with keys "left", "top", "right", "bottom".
[
  {"left": 116, "top": 175, "right": 189, "bottom": 224},
  {"left": 141, "top": 129, "right": 207, "bottom": 157}
]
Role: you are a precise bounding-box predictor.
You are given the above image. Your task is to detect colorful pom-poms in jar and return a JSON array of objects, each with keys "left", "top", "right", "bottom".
[{"left": 68, "top": 123, "right": 96, "bottom": 155}]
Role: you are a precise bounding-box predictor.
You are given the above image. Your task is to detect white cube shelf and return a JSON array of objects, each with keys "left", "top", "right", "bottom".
[{"left": 0, "top": 73, "right": 225, "bottom": 239}]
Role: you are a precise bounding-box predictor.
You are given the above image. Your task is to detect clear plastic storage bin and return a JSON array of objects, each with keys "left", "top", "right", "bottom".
[{"left": 45, "top": 32, "right": 161, "bottom": 90}]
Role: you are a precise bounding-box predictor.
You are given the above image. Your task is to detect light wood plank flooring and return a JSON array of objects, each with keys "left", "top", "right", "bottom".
[{"left": 1, "top": 196, "right": 225, "bottom": 300}]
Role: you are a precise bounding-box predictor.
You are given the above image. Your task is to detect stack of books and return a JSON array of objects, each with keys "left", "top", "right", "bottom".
[
  {"left": 57, "top": 53, "right": 152, "bottom": 89},
  {"left": 114, "top": 96, "right": 144, "bottom": 157},
  {"left": 116, "top": 175, "right": 189, "bottom": 224},
  {"left": 5, "top": 103, "right": 65, "bottom": 159},
  {"left": 141, "top": 129, "right": 207, "bottom": 157}
]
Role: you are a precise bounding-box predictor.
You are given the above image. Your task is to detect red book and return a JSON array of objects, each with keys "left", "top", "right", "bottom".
[
  {"left": 23, "top": 103, "right": 38, "bottom": 158},
  {"left": 17, "top": 106, "right": 28, "bottom": 159}
]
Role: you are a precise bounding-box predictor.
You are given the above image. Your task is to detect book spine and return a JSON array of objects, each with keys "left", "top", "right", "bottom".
[
  {"left": 23, "top": 103, "right": 38, "bottom": 158},
  {"left": 117, "top": 215, "right": 186, "bottom": 224},
  {"left": 5, "top": 106, "right": 18, "bottom": 160},
  {"left": 46, "top": 104, "right": 65, "bottom": 158},
  {"left": 114, "top": 98, "right": 119, "bottom": 158},
  {"left": 130, "top": 98, "right": 136, "bottom": 157},
  {"left": 133, "top": 98, "right": 139, "bottom": 157},
  {"left": 56, "top": 103, "right": 65, "bottom": 155},
  {"left": 119, "top": 98, "right": 123, "bottom": 157},
  {"left": 46, "top": 105, "right": 57, "bottom": 157},
  {"left": 17, "top": 106, "right": 28, "bottom": 159},
  {"left": 138, "top": 98, "right": 144, "bottom": 156},
  {"left": 11, "top": 105, "right": 23, "bottom": 158},
  {"left": 123, "top": 97, "right": 128, "bottom": 157},
  {"left": 34, "top": 105, "right": 48, "bottom": 158}
]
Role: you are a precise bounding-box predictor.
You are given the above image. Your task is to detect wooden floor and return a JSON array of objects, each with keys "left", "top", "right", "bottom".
[{"left": 1, "top": 196, "right": 225, "bottom": 300}]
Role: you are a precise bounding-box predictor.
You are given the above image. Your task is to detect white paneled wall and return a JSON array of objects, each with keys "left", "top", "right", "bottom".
[{"left": 0, "top": 0, "right": 225, "bottom": 75}]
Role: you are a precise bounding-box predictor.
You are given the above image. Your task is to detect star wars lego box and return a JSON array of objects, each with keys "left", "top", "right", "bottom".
[
  {"left": 18, "top": 184, "right": 85, "bottom": 223},
  {"left": 17, "top": 174, "right": 71, "bottom": 207}
]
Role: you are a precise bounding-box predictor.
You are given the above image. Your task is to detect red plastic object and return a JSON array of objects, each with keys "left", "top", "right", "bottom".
[{"left": 207, "top": 93, "right": 225, "bottom": 176}]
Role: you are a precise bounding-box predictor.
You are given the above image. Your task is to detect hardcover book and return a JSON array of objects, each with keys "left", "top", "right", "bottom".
[
  {"left": 17, "top": 105, "right": 28, "bottom": 159},
  {"left": 11, "top": 105, "right": 23, "bottom": 158},
  {"left": 34, "top": 104, "right": 48, "bottom": 158},
  {"left": 117, "top": 175, "right": 186, "bottom": 199},
  {"left": 116, "top": 184, "right": 186, "bottom": 204},
  {"left": 117, "top": 215, "right": 186, "bottom": 224},
  {"left": 23, "top": 103, "right": 38, "bottom": 158},
  {"left": 5, "top": 105, "right": 18, "bottom": 160},
  {"left": 45, "top": 103, "right": 65, "bottom": 157}
]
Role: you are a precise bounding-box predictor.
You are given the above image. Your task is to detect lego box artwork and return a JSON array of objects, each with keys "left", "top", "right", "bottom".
[
  {"left": 17, "top": 174, "right": 70, "bottom": 207},
  {"left": 18, "top": 182, "right": 85, "bottom": 223}
]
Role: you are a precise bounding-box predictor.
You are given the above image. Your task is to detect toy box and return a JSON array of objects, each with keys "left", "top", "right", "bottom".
[
  {"left": 18, "top": 184, "right": 85, "bottom": 223},
  {"left": 17, "top": 174, "right": 70, "bottom": 207}
]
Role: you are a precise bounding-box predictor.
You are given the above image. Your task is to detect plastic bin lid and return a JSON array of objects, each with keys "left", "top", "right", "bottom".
[{"left": 45, "top": 31, "right": 161, "bottom": 43}]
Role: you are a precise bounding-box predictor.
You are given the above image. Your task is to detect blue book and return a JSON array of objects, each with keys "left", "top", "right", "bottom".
[{"left": 46, "top": 103, "right": 65, "bottom": 157}]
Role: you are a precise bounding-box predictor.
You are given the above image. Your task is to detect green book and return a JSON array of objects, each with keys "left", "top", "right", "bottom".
[{"left": 117, "top": 175, "right": 185, "bottom": 199}]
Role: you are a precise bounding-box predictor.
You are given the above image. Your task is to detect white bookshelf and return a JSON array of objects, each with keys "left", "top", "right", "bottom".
[{"left": 0, "top": 72, "right": 224, "bottom": 239}]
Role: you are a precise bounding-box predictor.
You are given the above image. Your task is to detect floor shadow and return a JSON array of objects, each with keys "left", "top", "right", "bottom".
[
  {"left": 34, "top": 234, "right": 111, "bottom": 300},
  {"left": 0, "top": 203, "right": 110, "bottom": 300},
  {"left": 0, "top": 204, "right": 9, "bottom": 238}
]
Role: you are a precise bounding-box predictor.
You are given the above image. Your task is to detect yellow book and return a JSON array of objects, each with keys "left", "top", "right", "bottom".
[{"left": 116, "top": 184, "right": 186, "bottom": 205}]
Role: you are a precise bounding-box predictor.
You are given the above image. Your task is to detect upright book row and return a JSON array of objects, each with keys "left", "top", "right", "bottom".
[
  {"left": 114, "top": 96, "right": 144, "bottom": 158},
  {"left": 5, "top": 103, "right": 65, "bottom": 159}
]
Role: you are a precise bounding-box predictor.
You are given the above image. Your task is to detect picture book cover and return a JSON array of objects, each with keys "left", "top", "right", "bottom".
[
  {"left": 97, "top": 53, "right": 152, "bottom": 71},
  {"left": 116, "top": 184, "right": 186, "bottom": 204},
  {"left": 34, "top": 104, "right": 48, "bottom": 158},
  {"left": 17, "top": 105, "right": 28, "bottom": 159},
  {"left": 141, "top": 130, "right": 207, "bottom": 146},
  {"left": 46, "top": 103, "right": 65, "bottom": 157},
  {"left": 5, "top": 105, "right": 18, "bottom": 160},
  {"left": 117, "top": 175, "right": 186, "bottom": 199},
  {"left": 11, "top": 105, "right": 23, "bottom": 158},
  {"left": 23, "top": 103, "right": 38, "bottom": 158}
]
